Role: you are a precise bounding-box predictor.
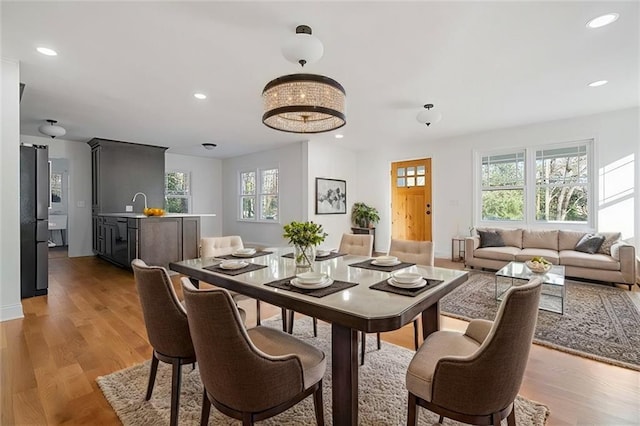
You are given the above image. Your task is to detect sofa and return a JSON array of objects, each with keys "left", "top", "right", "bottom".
[{"left": 464, "top": 228, "right": 636, "bottom": 290}]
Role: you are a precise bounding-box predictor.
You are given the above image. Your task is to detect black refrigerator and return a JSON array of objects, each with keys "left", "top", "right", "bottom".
[{"left": 20, "top": 144, "right": 49, "bottom": 298}]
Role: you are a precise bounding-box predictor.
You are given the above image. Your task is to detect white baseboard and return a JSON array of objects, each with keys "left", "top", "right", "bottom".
[{"left": 0, "top": 303, "right": 24, "bottom": 322}]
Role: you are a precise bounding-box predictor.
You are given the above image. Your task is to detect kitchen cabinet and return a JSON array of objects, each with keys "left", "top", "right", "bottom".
[
  {"left": 95, "top": 214, "right": 200, "bottom": 268},
  {"left": 88, "top": 138, "right": 167, "bottom": 215}
]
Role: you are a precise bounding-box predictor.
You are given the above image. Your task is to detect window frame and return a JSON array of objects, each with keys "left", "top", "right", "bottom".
[
  {"left": 474, "top": 139, "right": 595, "bottom": 230},
  {"left": 165, "top": 170, "right": 192, "bottom": 214},
  {"left": 238, "top": 166, "right": 280, "bottom": 223}
]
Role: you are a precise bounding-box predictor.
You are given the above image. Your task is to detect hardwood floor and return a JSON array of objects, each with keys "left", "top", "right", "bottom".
[{"left": 1, "top": 255, "right": 638, "bottom": 425}]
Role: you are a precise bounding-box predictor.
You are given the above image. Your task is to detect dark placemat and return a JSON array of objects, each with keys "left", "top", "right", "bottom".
[
  {"left": 265, "top": 277, "right": 358, "bottom": 298},
  {"left": 216, "top": 250, "right": 273, "bottom": 260},
  {"left": 370, "top": 278, "right": 444, "bottom": 297},
  {"left": 203, "top": 262, "right": 268, "bottom": 276},
  {"left": 281, "top": 252, "right": 346, "bottom": 261},
  {"left": 349, "top": 259, "right": 415, "bottom": 272}
]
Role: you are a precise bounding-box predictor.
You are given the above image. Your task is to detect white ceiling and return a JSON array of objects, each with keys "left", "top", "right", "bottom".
[{"left": 3, "top": 1, "right": 638, "bottom": 158}]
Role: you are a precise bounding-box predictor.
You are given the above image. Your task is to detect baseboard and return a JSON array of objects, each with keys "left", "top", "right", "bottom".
[{"left": 0, "top": 303, "right": 24, "bottom": 322}]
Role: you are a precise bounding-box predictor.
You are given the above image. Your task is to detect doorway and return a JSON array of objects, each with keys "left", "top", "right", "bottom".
[
  {"left": 391, "top": 158, "right": 432, "bottom": 241},
  {"left": 48, "top": 158, "right": 69, "bottom": 258}
]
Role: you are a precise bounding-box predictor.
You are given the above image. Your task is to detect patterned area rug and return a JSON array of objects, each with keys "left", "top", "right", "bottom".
[
  {"left": 441, "top": 271, "right": 640, "bottom": 371},
  {"left": 97, "top": 317, "right": 549, "bottom": 425}
]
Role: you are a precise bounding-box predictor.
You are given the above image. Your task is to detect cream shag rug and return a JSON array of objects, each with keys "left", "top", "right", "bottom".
[{"left": 98, "top": 317, "right": 549, "bottom": 425}]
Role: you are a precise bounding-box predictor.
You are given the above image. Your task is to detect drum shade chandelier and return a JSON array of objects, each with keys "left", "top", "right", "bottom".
[{"left": 262, "top": 25, "right": 346, "bottom": 134}]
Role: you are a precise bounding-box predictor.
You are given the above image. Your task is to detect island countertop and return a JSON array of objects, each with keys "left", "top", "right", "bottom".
[{"left": 97, "top": 212, "right": 216, "bottom": 218}]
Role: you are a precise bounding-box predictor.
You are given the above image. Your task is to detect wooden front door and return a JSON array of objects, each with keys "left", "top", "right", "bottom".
[{"left": 391, "top": 158, "right": 432, "bottom": 241}]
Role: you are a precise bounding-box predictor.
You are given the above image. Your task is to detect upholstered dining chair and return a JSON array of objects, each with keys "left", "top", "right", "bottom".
[
  {"left": 131, "top": 259, "right": 197, "bottom": 426},
  {"left": 181, "top": 279, "right": 327, "bottom": 426},
  {"left": 338, "top": 233, "right": 374, "bottom": 256},
  {"left": 360, "top": 239, "right": 435, "bottom": 365},
  {"left": 201, "top": 236, "right": 265, "bottom": 325},
  {"left": 405, "top": 278, "right": 542, "bottom": 426}
]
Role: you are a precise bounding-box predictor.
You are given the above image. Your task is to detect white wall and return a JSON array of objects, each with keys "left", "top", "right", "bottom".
[
  {"left": 20, "top": 135, "right": 93, "bottom": 257},
  {"left": 1, "top": 58, "right": 24, "bottom": 321},
  {"left": 222, "top": 142, "right": 306, "bottom": 246},
  {"left": 357, "top": 107, "right": 639, "bottom": 259},
  {"left": 307, "top": 140, "right": 359, "bottom": 251},
  {"left": 165, "top": 153, "right": 222, "bottom": 237}
]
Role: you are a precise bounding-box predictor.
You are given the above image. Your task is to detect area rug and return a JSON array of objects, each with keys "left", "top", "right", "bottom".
[
  {"left": 441, "top": 271, "right": 640, "bottom": 371},
  {"left": 97, "top": 317, "right": 549, "bottom": 425}
]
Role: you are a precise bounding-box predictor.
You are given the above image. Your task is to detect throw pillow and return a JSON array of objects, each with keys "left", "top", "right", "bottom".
[
  {"left": 610, "top": 242, "right": 629, "bottom": 261},
  {"left": 597, "top": 232, "right": 621, "bottom": 255},
  {"left": 575, "top": 234, "right": 605, "bottom": 254},
  {"left": 478, "top": 230, "right": 505, "bottom": 248}
]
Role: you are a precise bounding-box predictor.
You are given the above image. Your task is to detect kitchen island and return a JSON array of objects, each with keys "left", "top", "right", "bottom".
[{"left": 93, "top": 213, "right": 215, "bottom": 268}]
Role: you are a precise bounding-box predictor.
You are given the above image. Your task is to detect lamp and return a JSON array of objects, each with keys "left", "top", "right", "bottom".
[
  {"left": 416, "top": 104, "right": 442, "bottom": 127},
  {"left": 262, "top": 25, "right": 346, "bottom": 134},
  {"left": 202, "top": 143, "right": 217, "bottom": 150},
  {"left": 38, "top": 119, "right": 66, "bottom": 138}
]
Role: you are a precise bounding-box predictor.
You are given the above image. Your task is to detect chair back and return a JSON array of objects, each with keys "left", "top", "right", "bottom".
[
  {"left": 181, "top": 279, "right": 305, "bottom": 413},
  {"left": 431, "top": 278, "right": 542, "bottom": 414},
  {"left": 201, "top": 235, "right": 244, "bottom": 257},
  {"left": 339, "top": 233, "right": 373, "bottom": 256},
  {"left": 388, "top": 239, "right": 434, "bottom": 266},
  {"left": 131, "top": 259, "right": 194, "bottom": 358}
]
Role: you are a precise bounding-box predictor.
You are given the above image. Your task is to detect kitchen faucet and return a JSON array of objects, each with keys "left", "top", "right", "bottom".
[{"left": 132, "top": 192, "right": 148, "bottom": 210}]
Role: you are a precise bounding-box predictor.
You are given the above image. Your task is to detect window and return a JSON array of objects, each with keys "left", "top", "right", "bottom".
[
  {"left": 165, "top": 171, "right": 191, "bottom": 213},
  {"left": 239, "top": 167, "right": 279, "bottom": 222},
  {"left": 476, "top": 140, "right": 593, "bottom": 227}
]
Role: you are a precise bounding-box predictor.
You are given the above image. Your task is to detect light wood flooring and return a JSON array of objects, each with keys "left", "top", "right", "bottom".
[{"left": 1, "top": 255, "right": 639, "bottom": 425}]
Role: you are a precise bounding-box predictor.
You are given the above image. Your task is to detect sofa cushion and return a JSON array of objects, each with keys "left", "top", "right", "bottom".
[
  {"left": 560, "top": 250, "right": 620, "bottom": 271},
  {"left": 598, "top": 232, "right": 621, "bottom": 255},
  {"left": 515, "top": 249, "right": 559, "bottom": 264},
  {"left": 574, "top": 234, "right": 605, "bottom": 254},
  {"left": 474, "top": 246, "right": 520, "bottom": 262},
  {"left": 522, "top": 229, "right": 559, "bottom": 250},
  {"left": 558, "top": 230, "right": 587, "bottom": 251},
  {"left": 497, "top": 229, "right": 523, "bottom": 249},
  {"left": 478, "top": 230, "right": 504, "bottom": 248}
]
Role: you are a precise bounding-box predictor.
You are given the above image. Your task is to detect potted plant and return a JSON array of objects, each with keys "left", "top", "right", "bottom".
[
  {"left": 351, "top": 202, "right": 380, "bottom": 228},
  {"left": 283, "top": 221, "right": 328, "bottom": 270}
]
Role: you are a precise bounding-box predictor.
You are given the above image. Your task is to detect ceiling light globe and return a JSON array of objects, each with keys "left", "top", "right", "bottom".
[
  {"left": 416, "top": 105, "right": 442, "bottom": 126},
  {"left": 38, "top": 120, "right": 66, "bottom": 138},
  {"left": 282, "top": 28, "right": 324, "bottom": 66}
]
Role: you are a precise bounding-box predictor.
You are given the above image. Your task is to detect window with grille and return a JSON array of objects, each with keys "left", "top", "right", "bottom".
[
  {"left": 165, "top": 171, "right": 191, "bottom": 213},
  {"left": 239, "top": 167, "right": 279, "bottom": 222}
]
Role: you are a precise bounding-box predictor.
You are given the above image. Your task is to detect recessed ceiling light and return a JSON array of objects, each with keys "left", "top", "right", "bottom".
[
  {"left": 36, "top": 47, "right": 57, "bottom": 56},
  {"left": 335, "top": 134, "right": 344, "bottom": 139},
  {"left": 586, "top": 13, "right": 619, "bottom": 29},
  {"left": 193, "top": 93, "right": 207, "bottom": 100},
  {"left": 588, "top": 80, "right": 608, "bottom": 87}
]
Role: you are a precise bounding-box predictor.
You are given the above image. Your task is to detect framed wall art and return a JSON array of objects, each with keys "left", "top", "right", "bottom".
[{"left": 316, "top": 178, "right": 347, "bottom": 214}]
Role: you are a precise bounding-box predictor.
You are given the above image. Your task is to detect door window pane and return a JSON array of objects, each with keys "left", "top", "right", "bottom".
[
  {"left": 417, "top": 176, "right": 425, "bottom": 186},
  {"left": 407, "top": 177, "right": 416, "bottom": 187},
  {"left": 417, "top": 165, "right": 425, "bottom": 175},
  {"left": 397, "top": 168, "right": 405, "bottom": 177},
  {"left": 407, "top": 167, "right": 415, "bottom": 176},
  {"left": 397, "top": 177, "right": 406, "bottom": 187}
]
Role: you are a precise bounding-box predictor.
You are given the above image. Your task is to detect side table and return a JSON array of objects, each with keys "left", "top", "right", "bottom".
[{"left": 451, "top": 236, "right": 466, "bottom": 262}]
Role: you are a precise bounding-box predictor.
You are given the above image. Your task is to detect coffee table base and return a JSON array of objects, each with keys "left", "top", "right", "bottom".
[{"left": 495, "top": 262, "right": 566, "bottom": 315}]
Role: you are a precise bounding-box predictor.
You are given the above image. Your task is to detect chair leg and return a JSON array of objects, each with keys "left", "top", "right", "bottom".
[
  {"left": 438, "top": 415, "right": 444, "bottom": 424},
  {"left": 360, "top": 331, "right": 366, "bottom": 365},
  {"left": 407, "top": 393, "right": 418, "bottom": 426},
  {"left": 413, "top": 318, "right": 420, "bottom": 350},
  {"left": 256, "top": 300, "right": 261, "bottom": 325},
  {"left": 376, "top": 332, "right": 381, "bottom": 350},
  {"left": 170, "top": 359, "right": 182, "bottom": 426},
  {"left": 507, "top": 404, "right": 516, "bottom": 426},
  {"left": 242, "top": 413, "right": 253, "bottom": 425},
  {"left": 200, "top": 390, "right": 211, "bottom": 426},
  {"left": 313, "top": 381, "right": 325, "bottom": 426},
  {"left": 491, "top": 412, "right": 501, "bottom": 426},
  {"left": 145, "top": 353, "right": 159, "bottom": 400},
  {"left": 313, "top": 317, "right": 318, "bottom": 337}
]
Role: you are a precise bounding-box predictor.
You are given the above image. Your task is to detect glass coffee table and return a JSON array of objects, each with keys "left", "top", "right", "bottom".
[{"left": 495, "top": 261, "right": 566, "bottom": 314}]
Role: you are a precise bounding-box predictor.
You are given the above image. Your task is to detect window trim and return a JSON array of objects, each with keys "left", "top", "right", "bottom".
[
  {"left": 165, "top": 170, "right": 192, "bottom": 214},
  {"left": 237, "top": 166, "right": 280, "bottom": 223},
  {"left": 474, "top": 139, "right": 595, "bottom": 230}
]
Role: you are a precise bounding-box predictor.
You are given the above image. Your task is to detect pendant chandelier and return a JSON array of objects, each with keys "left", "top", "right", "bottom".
[{"left": 262, "top": 25, "right": 346, "bottom": 134}]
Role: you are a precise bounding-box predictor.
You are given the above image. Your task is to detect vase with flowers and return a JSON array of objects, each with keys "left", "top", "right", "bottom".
[{"left": 283, "top": 221, "right": 328, "bottom": 270}]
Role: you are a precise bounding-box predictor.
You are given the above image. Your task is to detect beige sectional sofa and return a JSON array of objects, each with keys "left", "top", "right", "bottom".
[{"left": 464, "top": 228, "right": 636, "bottom": 290}]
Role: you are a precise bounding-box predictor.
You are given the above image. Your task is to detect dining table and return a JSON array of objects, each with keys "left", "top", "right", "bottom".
[{"left": 169, "top": 247, "right": 468, "bottom": 426}]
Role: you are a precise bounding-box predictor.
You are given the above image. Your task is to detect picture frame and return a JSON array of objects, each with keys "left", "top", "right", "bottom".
[{"left": 316, "top": 178, "right": 347, "bottom": 214}]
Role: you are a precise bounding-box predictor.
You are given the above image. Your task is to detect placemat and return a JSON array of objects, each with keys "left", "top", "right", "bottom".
[
  {"left": 203, "top": 262, "right": 268, "bottom": 276},
  {"left": 370, "top": 278, "right": 444, "bottom": 297},
  {"left": 349, "top": 259, "right": 415, "bottom": 272},
  {"left": 264, "top": 277, "right": 358, "bottom": 298},
  {"left": 216, "top": 250, "right": 273, "bottom": 260},
  {"left": 281, "top": 252, "right": 346, "bottom": 261}
]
